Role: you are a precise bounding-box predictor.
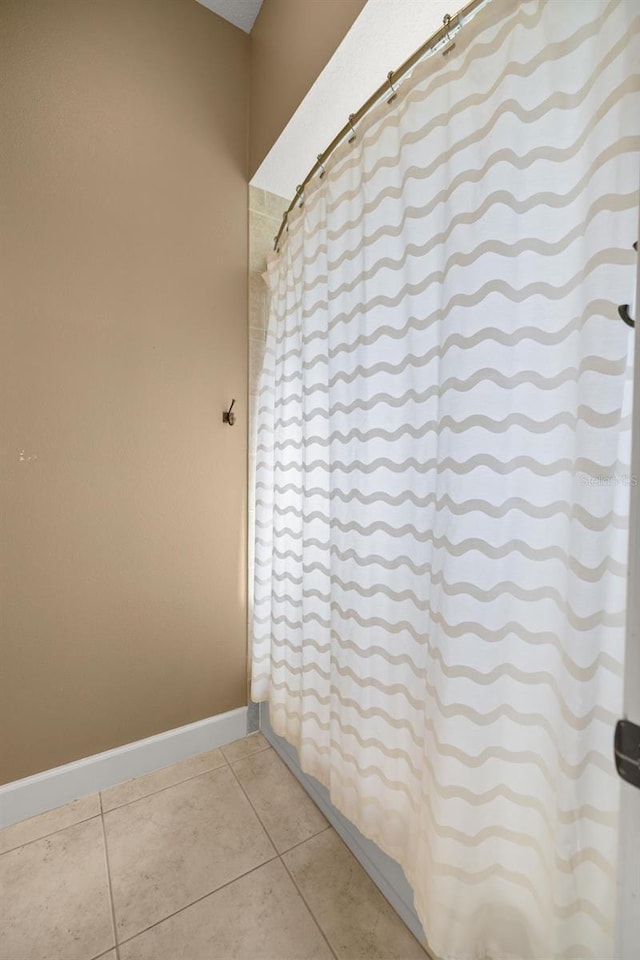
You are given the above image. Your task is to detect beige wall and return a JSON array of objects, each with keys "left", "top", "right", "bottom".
[
  {"left": 249, "top": 0, "right": 367, "bottom": 177},
  {"left": 0, "top": 0, "right": 249, "bottom": 783}
]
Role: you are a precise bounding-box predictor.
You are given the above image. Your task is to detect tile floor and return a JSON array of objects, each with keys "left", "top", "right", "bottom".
[{"left": 0, "top": 733, "right": 426, "bottom": 960}]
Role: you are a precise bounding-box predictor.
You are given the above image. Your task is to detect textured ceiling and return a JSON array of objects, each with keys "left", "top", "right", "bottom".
[{"left": 194, "top": 0, "right": 264, "bottom": 34}]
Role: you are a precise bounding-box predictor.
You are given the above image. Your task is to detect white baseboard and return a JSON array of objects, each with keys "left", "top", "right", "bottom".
[
  {"left": 0, "top": 706, "right": 248, "bottom": 829},
  {"left": 260, "top": 703, "right": 429, "bottom": 952}
]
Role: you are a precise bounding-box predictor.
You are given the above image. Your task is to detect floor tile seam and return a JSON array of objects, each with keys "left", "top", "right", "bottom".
[
  {"left": 223, "top": 742, "right": 272, "bottom": 765},
  {"left": 99, "top": 808, "right": 121, "bottom": 960},
  {"left": 226, "top": 759, "right": 338, "bottom": 960},
  {"left": 100, "top": 760, "right": 231, "bottom": 815},
  {"left": 278, "top": 846, "right": 340, "bottom": 960},
  {"left": 91, "top": 949, "right": 120, "bottom": 960},
  {"left": 0, "top": 747, "right": 238, "bottom": 846},
  {"left": 278, "top": 823, "right": 332, "bottom": 857},
  {"left": 114, "top": 853, "right": 280, "bottom": 949},
  {"left": 0, "top": 810, "right": 102, "bottom": 857},
  {"left": 225, "top": 759, "right": 279, "bottom": 856}
]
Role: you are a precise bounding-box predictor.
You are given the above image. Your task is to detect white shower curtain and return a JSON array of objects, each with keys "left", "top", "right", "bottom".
[{"left": 252, "top": 1, "right": 640, "bottom": 957}]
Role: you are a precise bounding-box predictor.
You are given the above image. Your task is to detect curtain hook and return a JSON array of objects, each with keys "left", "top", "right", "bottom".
[
  {"left": 442, "top": 13, "right": 457, "bottom": 55},
  {"left": 317, "top": 154, "right": 326, "bottom": 179},
  {"left": 347, "top": 114, "right": 358, "bottom": 143},
  {"left": 386, "top": 71, "right": 398, "bottom": 104},
  {"left": 296, "top": 184, "right": 304, "bottom": 208}
]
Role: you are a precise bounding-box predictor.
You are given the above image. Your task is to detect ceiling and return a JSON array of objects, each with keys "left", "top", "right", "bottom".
[{"left": 194, "top": 0, "right": 264, "bottom": 34}]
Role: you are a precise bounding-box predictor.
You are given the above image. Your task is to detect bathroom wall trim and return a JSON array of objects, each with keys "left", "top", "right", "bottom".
[
  {"left": 260, "top": 702, "right": 430, "bottom": 951},
  {"left": 0, "top": 706, "right": 248, "bottom": 829}
]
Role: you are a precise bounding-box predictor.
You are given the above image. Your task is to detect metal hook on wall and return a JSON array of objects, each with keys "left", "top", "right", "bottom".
[{"left": 223, "top": 399, "right": 236, "bottom": 425}]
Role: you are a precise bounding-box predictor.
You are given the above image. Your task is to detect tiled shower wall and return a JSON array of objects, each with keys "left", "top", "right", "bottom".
[{"left": 248, "top": 186, "right": 288, "bottom": 690}]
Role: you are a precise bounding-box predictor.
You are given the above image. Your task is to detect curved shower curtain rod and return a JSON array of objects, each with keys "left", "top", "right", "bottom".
[{"left": 272, "top": 0, "right": 493, "bottom": 253}]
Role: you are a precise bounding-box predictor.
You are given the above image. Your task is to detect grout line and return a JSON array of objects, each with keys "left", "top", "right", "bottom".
[
  {"left": 100, "top": 760, "right": 230, "bottom": 815},
  {"left": 90, "top": 947, "right": 120, "bottom": 960},
  {"left": 226, "top": 760, "right": 338, "bottom": 960},
  {"left": 100, "top": 736, "right": 273, "bottom": 816},
  {"left": 99, "top": 805, "right": 120, "bottom": 960},
  {"left": 279, "top": 851, "right": 339, "bottom": 960},
  {"left": 223, "top": 744, "right": 272, "bottom": 767},
  {"left": 0, "top": 808, "right": 101, "bottom": 856},
  {"left": 263, "top": 735, "right": 430, "bottom": 957},
  {"left": 279, "top": 823, "right": 332, "bottom": 857},
  {"left": 0, "top": 738, "right": 268, "bottom": 848},
  {"left": 225, "top": 761, "right": 278, "bottom": 857},
  {"left": 3, "top": 737, "right": 291, "bottom": 958},
  {"left": 107, "top": 731, "right": 280, "bottom": 951},
  {"left": 116, "top": 854, "right": 280, "bottom": 949}
]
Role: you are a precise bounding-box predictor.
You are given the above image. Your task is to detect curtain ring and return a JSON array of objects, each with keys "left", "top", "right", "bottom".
[
  {"left": 296, "top": 184, "right": 304, "bottom": 208},
  {"left": 386, "top": 71, "right": 398, "bottom": 104},
  {"left": 441, "top": 13, "right": 457, "bottom": 56},
  {"left": 347, "top": 114, "right": 358, "bottom": 144},
  {"left": 317, "top": 154, "right": 326, "bottom": 179}
]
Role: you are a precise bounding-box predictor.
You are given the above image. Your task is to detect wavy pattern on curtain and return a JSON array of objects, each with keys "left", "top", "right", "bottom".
[{"left": 252, "top": 1, "right": 640, "bottom": 957}]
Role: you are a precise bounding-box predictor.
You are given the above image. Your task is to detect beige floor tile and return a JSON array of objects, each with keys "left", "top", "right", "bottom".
[
  {"left": 231, "top": 747, "right": 328, "bottom": 853},
  {"left": 101, "top": 748, "right": 226, "bottom": 812},
  {"left": 0, "top": 793, "right": 101, "bottom": 855},
  {"left": 104, "top": 765, "right": 276, "bottom": 942},
  {"left": 0, "top": 817, "right": 115, "bottom": 960},
  {"left": 283, "top": 829, "right": 426, "bottom": 960},
  {"left": 221, "top": 732, "right": 270, "bottom": 763},
  {"left": 119, "top": 859, "right": 333, "bottom": 960}
]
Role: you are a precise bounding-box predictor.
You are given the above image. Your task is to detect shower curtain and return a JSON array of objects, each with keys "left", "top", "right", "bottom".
[{"left": 252, "top": 1, "right": 640, "bottom": 957}]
